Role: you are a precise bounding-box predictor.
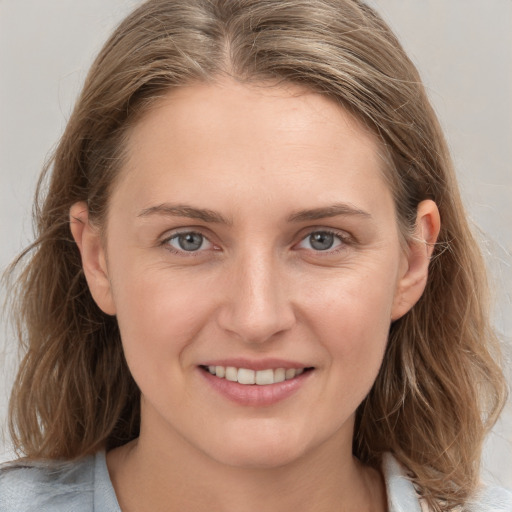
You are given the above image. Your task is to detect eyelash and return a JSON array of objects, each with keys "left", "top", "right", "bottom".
[
  {"left": 161, "top": 231, "right": 215, "bottom": 257},
  {"left": 296, "top": 229, "right": 351, "bottom": 255},
  {"left": 160, "top": 228, "right": 353, "bottom": 257}
]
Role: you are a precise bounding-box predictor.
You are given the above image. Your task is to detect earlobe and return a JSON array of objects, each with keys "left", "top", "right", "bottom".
[
  {"left": 391, "top": 199, "right": 440, "bottom": 321},
  {"left": 69, "top": 202, "right": 116, "bottom": 315}
]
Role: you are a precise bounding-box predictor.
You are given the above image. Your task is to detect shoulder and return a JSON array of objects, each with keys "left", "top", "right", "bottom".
[
  {"left": 382, "top": 453, "right": 425, "bottom": 512},
  {"left": 382, "top": 454, "right": 512, "bottom": 512},
  {"left": 466, "top": 484, "right": 512, "bottom": 512},
  {"left": 0, "top": 454, "right": 95, "bottom": 512}
]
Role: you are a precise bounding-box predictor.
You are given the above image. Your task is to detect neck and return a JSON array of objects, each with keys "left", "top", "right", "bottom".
[{"left": 107, "top": 411, "right": 387, "bottom": 512}]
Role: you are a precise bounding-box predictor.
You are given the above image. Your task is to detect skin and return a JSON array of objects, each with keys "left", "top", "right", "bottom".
[{"left": 70, "top": 79, "right": 440, "bottom": 512}]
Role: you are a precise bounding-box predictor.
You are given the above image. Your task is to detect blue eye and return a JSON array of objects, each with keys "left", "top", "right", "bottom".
[
  {"left": 298, "top": 231, "right": 344, "bottom": 251},
  {"left": 166, "top": 232, "right": 210, "bottom": 252}
]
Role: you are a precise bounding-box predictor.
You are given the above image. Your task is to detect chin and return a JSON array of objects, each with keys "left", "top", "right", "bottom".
[
  {"left": 217, "top": 446, "right": 305, "bottom": 470},
  {"left": 205, "top": 428, "right": 312, "bottom": 470}
]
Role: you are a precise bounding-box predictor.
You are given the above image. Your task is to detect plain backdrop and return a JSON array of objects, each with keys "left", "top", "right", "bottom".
[{"left": 1, "top": 0, "right": 511, "bottom": 488}]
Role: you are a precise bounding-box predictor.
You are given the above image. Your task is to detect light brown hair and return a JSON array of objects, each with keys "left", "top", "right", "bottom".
[{"left": 5, "top": 1, "right": 507, "bottom": 510}]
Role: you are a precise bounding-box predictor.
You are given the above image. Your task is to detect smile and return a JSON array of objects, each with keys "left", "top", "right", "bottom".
[
  {"left": 199, "top": 363, "right": 314, "bottom": 406},
  {"left": 202, "top": 365, "right": 309, "bottom": 385}
]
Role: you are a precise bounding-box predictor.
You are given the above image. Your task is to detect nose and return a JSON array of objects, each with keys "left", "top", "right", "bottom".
[{"left": 216, "top": 249, "right": 296, "bottom": 344}]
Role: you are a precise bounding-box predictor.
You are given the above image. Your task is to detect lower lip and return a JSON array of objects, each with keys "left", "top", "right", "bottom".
[{"left": 199, "top": 367, "right": 313, "bottom": 407}]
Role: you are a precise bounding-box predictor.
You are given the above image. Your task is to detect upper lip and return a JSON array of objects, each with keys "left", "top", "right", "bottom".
[{"left": 199, "top": 358, "right": 312, "bottom": 371}]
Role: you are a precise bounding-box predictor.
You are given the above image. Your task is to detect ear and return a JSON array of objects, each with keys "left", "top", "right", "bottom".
[
  {"left": 391, "top": 199, "right": 440, "bottom": 321},
  {"left": 69, "top": 202, "right": 116, "bottom": 315}
]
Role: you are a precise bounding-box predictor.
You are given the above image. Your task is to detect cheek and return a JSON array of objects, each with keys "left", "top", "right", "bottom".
[
  {"left": 302, "top": 261, "right": 397, "bottom": 334},
  {"left": 317, "top": 290, "right": 391, "bottom": 367},
  {"left": 300, "top": 266, "right": 396, "bottom": 382},
  {"left": 108, "top": 262, "right": 216, "bottom": 376},
  {"left": 313, "top": 298, "right": 390, "bottom": 422}
]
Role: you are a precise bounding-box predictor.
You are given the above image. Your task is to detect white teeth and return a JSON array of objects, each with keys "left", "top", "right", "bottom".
[
  {"left": 225, "top": 366, "right": 238, "bottom": 382},
  {"left": 205, "top": 365, "right": 308, "bottom": 385},
  {"left": 238, "top": 368, "right": 256, "bottom": 384},
  {"left": 285, "top": 368, "right": 296, "bottom": 380},
  {"left": 274, "top": 368, "right": 286, "bottom": 383},
  {"left": 255, "top": 369, "right": 274, "bottom": 385}
]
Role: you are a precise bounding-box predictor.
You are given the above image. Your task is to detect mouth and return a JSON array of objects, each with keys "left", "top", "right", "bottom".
[{"left": 200, "top": 365, "right": 314, "bottom": 386}]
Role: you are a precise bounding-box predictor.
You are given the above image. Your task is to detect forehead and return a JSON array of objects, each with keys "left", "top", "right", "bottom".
[
  {"left": 126, "top": 79, "right": 383, "bottom": 160},
  {"left": 112, "top": 79, "right": 392, "bottom": 219}
]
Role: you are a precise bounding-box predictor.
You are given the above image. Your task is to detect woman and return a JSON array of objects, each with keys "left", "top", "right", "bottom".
[{"left": 1, "top": 1, "right": 510, "bottom": 511}]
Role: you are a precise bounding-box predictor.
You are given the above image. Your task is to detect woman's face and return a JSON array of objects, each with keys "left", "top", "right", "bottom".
[{"left": 75, "top": 79, "right": 433, "bottom": 468}]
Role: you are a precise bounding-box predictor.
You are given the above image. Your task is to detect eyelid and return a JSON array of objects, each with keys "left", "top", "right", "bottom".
[
  {"left": 160, "top": 228, "right": 217, "bottom": 255},
  {"left": 294, "top": 227, "right": 354, "bottom": 253},
  {"left": 158, "top": 224, "right": 215, "bottom": 243},
  {"left": 157, "top": 226, "right": 354, "bottom": 256}
]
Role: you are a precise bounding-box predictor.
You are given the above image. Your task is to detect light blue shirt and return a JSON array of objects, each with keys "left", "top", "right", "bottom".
[{"left": 1, "top": 451, "right": 511, "bottom": 511}]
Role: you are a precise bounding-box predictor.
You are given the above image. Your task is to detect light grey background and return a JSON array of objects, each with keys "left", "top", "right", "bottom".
[{"left": 1, "top": 0, "right": 511, "bottom": 488}]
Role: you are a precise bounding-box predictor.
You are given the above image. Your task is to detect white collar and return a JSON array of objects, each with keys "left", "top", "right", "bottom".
[{"left": 382, "top": 453, "right": 426, "bottom": 512}]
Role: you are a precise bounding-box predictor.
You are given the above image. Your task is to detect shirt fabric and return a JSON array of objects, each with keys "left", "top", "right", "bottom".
[{"left": 1, "top": 450, "right": 511, "bottom": 511}]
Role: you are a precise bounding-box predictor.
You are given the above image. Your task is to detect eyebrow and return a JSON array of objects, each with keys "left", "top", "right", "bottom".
[
  {"left": 287, "top": 203, "right": 372, "bottom": 222},
  {"left": 137, "top": 202, "right": 371, "bottom": 225},
  {"left": 137, "top": 204, "right": 232, "bottom": 225}
]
